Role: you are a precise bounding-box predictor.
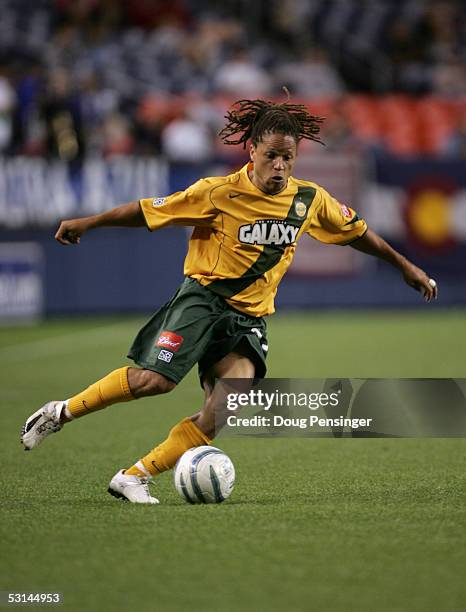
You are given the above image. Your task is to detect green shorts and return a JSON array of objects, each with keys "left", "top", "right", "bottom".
[{"left": 128, "top": 277, "right": 268, "bottom": 385}]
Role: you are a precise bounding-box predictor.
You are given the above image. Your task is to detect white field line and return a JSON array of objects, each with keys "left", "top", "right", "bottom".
[{"left": 0, "top": 321, "right": 137, "bottom": 363}]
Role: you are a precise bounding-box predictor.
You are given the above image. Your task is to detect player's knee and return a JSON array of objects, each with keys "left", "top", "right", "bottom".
[
  {"left": 144, "top": 371, "right": 176, "bottom": 395},
  {"left": 130, "top": 369, "right": 176, "bottom": 397}
]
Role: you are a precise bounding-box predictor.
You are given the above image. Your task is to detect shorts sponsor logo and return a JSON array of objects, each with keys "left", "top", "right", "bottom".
[
  {"left": 238, "top": 220, "right": 299, "bottom": 246},
  {"left": 152, "top": 197, "right": 166, "bottom": 207},
  {"left": 157, "top": 331, "right": 184, "bottom": 352},
  {"left": 158, "top": 349, "right": 173, "bottom": 363}
]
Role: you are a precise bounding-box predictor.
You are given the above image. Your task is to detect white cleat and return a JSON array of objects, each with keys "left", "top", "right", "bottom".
[
  {"left": 108, "top": 470, "right": 160, "bottom": 505},
  {"left": 21, "top": 401, "right": 65, "bottom": 450}
]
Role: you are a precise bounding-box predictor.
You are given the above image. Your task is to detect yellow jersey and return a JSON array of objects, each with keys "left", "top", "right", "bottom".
[{"left": 139, "top": 163, "right": 367, "bottom": 317}]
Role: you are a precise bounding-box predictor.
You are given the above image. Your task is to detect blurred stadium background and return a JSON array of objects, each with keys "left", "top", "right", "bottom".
[{"left": 0, "top": 0, "right": 464, "bottom": 319}]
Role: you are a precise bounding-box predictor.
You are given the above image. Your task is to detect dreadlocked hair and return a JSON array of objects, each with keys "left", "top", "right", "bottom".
[{"left": 219, "top": 98, "right": 325, "bottom": 148}]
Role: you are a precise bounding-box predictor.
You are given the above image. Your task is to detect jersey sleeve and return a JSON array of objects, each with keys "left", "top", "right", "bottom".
[
  {"left": 307, "top": 187, "right": 367, "bottom": 245},
  {"left": 139, "top": 178, "right": 218, "bottom": 231}
]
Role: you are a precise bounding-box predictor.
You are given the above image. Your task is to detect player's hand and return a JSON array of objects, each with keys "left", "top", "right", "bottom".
[
  {"left": 55, "top": 219, "right": 89, "bottom": 245},
  {"left": 401, "top": 261, "right": 438, "bottom": 302}
]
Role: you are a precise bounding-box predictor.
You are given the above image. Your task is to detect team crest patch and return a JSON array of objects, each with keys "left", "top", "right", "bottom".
[
  {"left": 157, "top": 331, "right": 184, "bottom": 352},
  {"left": 294, "top": 200, "right": 307, "bottom": 217},
  {"left": 339, "top": 203, "right": 352, "bottom": 219},
  {"left": 152, "top": 197, "right": 166, "bottom": 207}
]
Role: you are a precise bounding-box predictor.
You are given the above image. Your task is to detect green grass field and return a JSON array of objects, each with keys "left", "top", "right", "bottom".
[{"left": 1, "top": 311, "right": 465, "bottom": 612}]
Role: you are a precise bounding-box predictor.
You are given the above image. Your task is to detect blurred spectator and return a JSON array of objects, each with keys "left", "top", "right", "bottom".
[
  {"left": 122, "top": 0, "right": 190, "bottom": 30},
  {"left": 441, "top": 108, "right": 466, "bottom": 158},
  {"left": 0, "top": 65, "right": 16, "bottom": 152},
  {"left": 268, "top": 0, "right": 314, "bottom": 46},
  {"left": 0, "top": 0, "right": 463, "bottom": 158},
  {"left": 134, "top": 94, "right": 165, "bottom": 155},
  {"left": 40, "top": 69, "right": 84, "bottom": 160},
  {"left": 382, "top": 18, "right": 431, "bottom": 93},
  {"left": 161, "top": 109, "right": 213, "bottom": 162},
  {"left": 78, "top": 69, "right": 119, "bottom": 154},
  {"left": 274, "top": 48, "right": 344, "bottom": 98},
  {"left": 215, "top": 47, "right": 272, "bottom": 97},
  {"left": 319, "top": 106, "right": 361, "bottom": 154},
  {"left": 181, "top": 17, "right": 243, "bottom": 93},
  {"left": 431, "top": 55, "right": 466, "bottom": 97},
  {"left": 101, "top": 111, "right": 134, "bottom": 157},
  {"left": 422, "top": 0, "right": 462, "bottom": 63},
  {"left": 13, "top": 59, "right": 44, "bottom": 155}
]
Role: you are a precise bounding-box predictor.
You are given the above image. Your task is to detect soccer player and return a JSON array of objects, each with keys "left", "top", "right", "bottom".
[{"left": 20, "top": 98, "right": 438, "bottom": 504}]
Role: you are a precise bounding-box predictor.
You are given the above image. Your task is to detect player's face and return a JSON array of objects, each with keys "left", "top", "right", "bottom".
[{"left": 249, "top": 133, "right": 297, "bottom": 195}]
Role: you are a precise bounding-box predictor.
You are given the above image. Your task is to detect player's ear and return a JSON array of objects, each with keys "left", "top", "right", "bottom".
[{"left": 249, "top": 143, "right": 256, "bottom": 162}]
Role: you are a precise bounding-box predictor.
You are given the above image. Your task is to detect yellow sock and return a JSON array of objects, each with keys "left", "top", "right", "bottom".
[
  {"left": 126, "top": 418, "right": 211, "bottom": 477},
  {"left": 67, "top": 366, "right": 134, "bottom": 418}
]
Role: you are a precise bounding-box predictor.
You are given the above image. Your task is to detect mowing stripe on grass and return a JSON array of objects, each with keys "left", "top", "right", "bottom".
[{"left": 0, "top": 321, "right": 133, "bottom": 363}]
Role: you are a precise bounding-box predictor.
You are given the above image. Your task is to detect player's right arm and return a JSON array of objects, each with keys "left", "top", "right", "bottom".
[
  {"left": 55, "top": 201, "right": 145, "bottom": 245},
  {"left": 56, "top": 178, "right": 218, "bottom": 245}
]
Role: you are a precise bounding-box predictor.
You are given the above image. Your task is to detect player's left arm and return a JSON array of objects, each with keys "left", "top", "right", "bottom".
[{"left": 350, "top": 228, "right": 438, "bottom": 302}]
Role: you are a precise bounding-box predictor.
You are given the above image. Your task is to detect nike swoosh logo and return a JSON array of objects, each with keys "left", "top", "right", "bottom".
[
  {"left": 229, "top": 193, "right": 241, "bottom": 199},
  {"left": 343, "top": 214, "right": 359, "bottom": 226},
  {"left": 151, "top": 460, "right": 163, "bottom": 474}
]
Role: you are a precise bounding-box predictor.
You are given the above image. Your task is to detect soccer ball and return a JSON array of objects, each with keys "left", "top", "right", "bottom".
[{"left": 174, "top": 446, "right": 235, "bottom": 504}]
